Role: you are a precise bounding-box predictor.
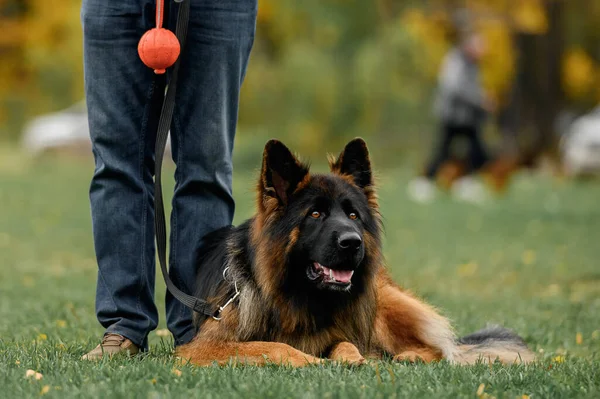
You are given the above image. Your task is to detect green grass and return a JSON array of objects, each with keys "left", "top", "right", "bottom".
[{"left": 1, "top": 146, "right": 599, "bottom": 398}]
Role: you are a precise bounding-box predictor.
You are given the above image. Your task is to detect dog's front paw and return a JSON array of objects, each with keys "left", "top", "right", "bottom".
[
  {"left": 335, "top": 353, "right": 366, "bottom": 366},
  {"left": 393, "top": 351, "right": 425, "bottom": 363},
  {"left": 329, "top": 342, "right": 366, "bottom": 366}
]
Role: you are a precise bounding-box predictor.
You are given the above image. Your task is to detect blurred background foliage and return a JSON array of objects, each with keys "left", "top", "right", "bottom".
[{"left": 1, "top": 0, "right": 599, "bottom": 166}]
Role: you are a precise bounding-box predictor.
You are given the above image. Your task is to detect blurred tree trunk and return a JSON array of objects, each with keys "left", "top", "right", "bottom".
[
  {"left": 538, "top": 0, "right": 565, "bottom": 160},
  {"left": 510, "top": 0, "right": 565, "bottom": 167}
]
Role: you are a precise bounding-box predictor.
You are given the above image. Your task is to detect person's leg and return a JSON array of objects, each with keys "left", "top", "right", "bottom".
[
  {"left": 465, "top": 125, "right": 489, "bottom": 173},
  {"left": 425, "top": 124, "right": 455, "bottom": 179},
  {"left": 165, "top": 0, "right": 258, "bottom": 345},
  {"left": 82, "top": 0, "right": 163, "bottom": 349}
]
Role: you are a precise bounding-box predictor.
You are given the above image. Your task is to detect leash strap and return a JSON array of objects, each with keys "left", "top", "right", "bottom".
[{"left": 154, "top": 0, "right": 218, "bottom": 317}]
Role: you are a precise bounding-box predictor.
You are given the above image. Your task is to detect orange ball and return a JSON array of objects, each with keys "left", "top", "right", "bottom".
[{"left": 138, "top": 28, "right": 180, "bottom": 74}]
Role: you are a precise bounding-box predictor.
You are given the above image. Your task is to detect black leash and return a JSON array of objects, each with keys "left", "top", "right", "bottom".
[{"left": 154, "top": 0, "right": 218, "bottom": 318}]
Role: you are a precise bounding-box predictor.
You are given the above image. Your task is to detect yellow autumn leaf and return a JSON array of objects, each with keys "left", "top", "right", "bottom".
[
  {"left": 562, "top": 49, "right": 596, "bottom": 99},
  {"left": 155, "top": 329, "right": 170, "bottom": 337},
  {"left": 257, "top": 0, "right": 276, "bottom": 23},
  {"left": 41, "top": 385, "right": 50, "bottom": 395},
  {"left": 522, "top": 250, "right": 536, "bottom": 266},
  {"left": 540, "top": 284, "right": 561, "bottom": 298},
  {"left": 479, "top": 20, "right": 516, "bottom": 101},
  {"left": 400, "top": 8, "right": 451, "bottom": 79},
  {"left": 22, "top": 276, "right": 34, "bottom": 287},
  {"left": 512, "top": 0, "right": 548, "bottom": 34},
  {"left": 457, "top": 262, "right": 479, "bottom": 277},
  {"left": 477, "top": 383, "right": 485, "bottom": 396},
  {"left": 576, "top": 333, "right": 583, "bottom": 345},
  {"left": 553, "top": 355, "right": 565, "bottom": 363},
  {"left": 37, "top": 333, "right": 47, "bottom": 341}
]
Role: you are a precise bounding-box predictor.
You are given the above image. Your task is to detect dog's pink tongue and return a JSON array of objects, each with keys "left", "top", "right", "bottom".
[{"left": 331, "top": 269, "right": 354, "bottom": 283}]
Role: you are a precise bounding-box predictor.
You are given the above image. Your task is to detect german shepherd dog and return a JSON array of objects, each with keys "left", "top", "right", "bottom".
[{"left": 177, "top": 138, "right": 534, "bottom": 366}]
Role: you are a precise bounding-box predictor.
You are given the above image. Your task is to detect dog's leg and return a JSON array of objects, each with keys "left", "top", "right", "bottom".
[
  {"left": 328, "top": 342, "right": 366, "bottom": 365},
  {"left": 374, "top": 275, "right": 458, "bottom": 362},
  {"left": 176, "top": 340, "right": 323, "bottom": 367}
]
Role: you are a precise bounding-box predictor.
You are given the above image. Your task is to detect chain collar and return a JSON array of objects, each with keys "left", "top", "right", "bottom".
[{"left": 212, "top": 266, "right": 240, "bottom": 321}]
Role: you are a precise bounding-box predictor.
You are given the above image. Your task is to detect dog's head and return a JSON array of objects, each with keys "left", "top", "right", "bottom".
[{"left": 252, "top": 138, "right": 382, "bottom": 302}]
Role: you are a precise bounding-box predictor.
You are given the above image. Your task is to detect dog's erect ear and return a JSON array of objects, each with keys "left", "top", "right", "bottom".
[
  {"left": 260, "top": 140, "right": 310, "bottom": 205},
  {"left": 330, "top": 138, "right": 372, "bottom": 188}
]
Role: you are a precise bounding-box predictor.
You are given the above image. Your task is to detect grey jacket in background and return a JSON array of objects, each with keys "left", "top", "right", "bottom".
[{"left": 434, "top": 47, "right": 487, "bottom": 127}]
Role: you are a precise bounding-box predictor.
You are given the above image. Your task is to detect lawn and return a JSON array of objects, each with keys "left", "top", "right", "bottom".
[{"left": 1, "top": 144, "right": 599, "bottom": 398}]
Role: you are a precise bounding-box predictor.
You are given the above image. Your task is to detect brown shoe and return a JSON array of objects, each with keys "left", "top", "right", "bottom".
[{"left": 81, "top": 333, "right": 140, "bottom": 360}]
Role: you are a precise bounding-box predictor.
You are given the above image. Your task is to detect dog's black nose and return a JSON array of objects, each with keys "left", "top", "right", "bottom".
[{"left": 338, "top": 232, "right": 362, "bottom": 251}]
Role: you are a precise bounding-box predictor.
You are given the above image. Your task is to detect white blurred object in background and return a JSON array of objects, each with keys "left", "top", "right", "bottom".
[
  {"left": 561, "top": 106, "right": 600, "bottom": 177},
  {"left": 451, "top": 176, "right": 487, "bottom": 205},
  {"left": 21, "top": 102, "right": 171, "bottom": 157},
  {"left": 22, "top": 102, "right": 90, "bottom": 155},
  {"left": 407, "top": 177, "right": 437, "bottom": 204}
]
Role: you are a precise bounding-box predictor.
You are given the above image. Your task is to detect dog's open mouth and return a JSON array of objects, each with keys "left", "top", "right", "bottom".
[{"left": 307, "top": 262, "right": 354, "bottom": 286}]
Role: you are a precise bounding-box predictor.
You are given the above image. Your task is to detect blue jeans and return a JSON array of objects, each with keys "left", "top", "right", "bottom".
[{"left": 81, "top": 0, "right": 256, "bottom": 348}]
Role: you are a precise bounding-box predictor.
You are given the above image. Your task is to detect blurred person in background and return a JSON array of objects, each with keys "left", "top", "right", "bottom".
[
  {"left": 409, "top": 31, "right": 495, "bottom": 203},
  {"left": 80, "top": 0, "right": 257, "bottom": 359}
]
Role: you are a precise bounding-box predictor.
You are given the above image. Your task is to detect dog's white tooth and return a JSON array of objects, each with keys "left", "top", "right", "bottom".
[{"left": 329, "top": 269, "right": 333, "bottom": 279}]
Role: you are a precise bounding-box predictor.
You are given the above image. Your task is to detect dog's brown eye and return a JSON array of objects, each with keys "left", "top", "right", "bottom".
[
  {"left": 311, "top": 211, "right": 321, "bottom": 219},
  {"left": 349, "top": 212, "right": 358, "bottom": 220}
]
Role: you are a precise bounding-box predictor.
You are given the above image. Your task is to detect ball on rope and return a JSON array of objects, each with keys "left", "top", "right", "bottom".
[
  {"left": 137, "top": 0, "right": 180, "bottom": 74},
  {"left": 138, "top": 28, "right": 180, "bottom": 74}
]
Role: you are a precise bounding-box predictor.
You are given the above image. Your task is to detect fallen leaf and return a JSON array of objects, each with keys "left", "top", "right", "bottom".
[
  {"left": 576, "top": 333, "right": 583, "bottom": 345},
  {"left": 457, "top": 262, "right": 479, "bottom": 277},
  {"left": 155, "top": 329, "right": 170, "bottom": 337},
  {"left": 522, "top": 250, "right": 536, "bottom": 265},
  {"left": 172, "top": 368, "right": 182, "bottom": 377},
  {"left": 41, "top": 385, "right": 50, "bottom": 395},
  {"left": 22, "top": 276, "right": 35, "bottom": 287},
  {"left": 15, "top": 360, "right": 20, "bottom": 365},
  {"left": 477, "top": 383, "right": 485, "bottom": 396},
  {"left": 37, "top": 333, "right": 47, "bottom": 341},
  {"left": 25, "top": 370, "right": 44, "bottom": 380},
  {"left": 540, "top": 284, "right": 561, "bottom": 297},
  {"left": 522, "top": 395, "right": 530, "bottom": 399},
  {"left": 553, "top": 356, "right": 565, "bottom": 363}
]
